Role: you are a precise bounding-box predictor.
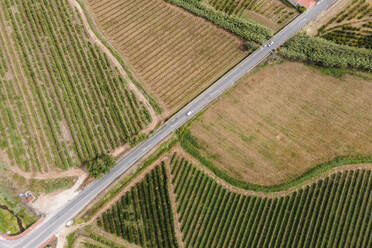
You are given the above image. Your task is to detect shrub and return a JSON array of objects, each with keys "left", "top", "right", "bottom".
[{"left": 86, "top": 154, "right": 115, "bottom": 178}]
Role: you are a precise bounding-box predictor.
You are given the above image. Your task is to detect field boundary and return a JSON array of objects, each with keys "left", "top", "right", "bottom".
[
  {"left": 178, "top": 128, "right": 372, "bottom": 192},
  {"left": 76, "top": 0, "right": 162, "bottom": 114}
]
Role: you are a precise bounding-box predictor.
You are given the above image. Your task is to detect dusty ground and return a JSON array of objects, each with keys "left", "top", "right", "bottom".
[
  {"left": 189, "top": 61, "right": 372, "bottom": 186},
  {"left": 84, "top": 0, "right": 248, "bottom": 113},
  {"left": 29, "top": 172, "right": 88, "bottom": 216}
]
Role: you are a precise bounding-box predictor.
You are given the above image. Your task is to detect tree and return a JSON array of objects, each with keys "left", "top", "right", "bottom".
[
  {"left": 297, "top": 6, "right": 306, "bottom": 13},
  {"left": 86, "top": 154, "right": 115, "bottom": 178}
]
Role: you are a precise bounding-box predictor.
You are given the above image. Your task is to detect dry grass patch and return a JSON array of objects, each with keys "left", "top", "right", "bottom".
[
  {"left": 84, "top": 0, "right": 249, "bottom": 113},
  {"left": 189, "top": 61, "right": 372, "bottom": 186}
]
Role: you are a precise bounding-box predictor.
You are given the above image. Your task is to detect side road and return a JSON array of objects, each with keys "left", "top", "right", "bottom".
[{"left": 0, "top": 0, "right": 337, "bottom": 247}]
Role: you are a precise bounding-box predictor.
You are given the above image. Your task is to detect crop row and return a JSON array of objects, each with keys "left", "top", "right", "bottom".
[
  {"left": 207, "top": 0, "right": 296, "bottom": 25},
  {"left": 321, "top": 30, "right": 372, "bottom": 49},
  {"left": 317, "top": 0, "right": 371, "bottom": 49},
  {"left": 97, "top": 163, "right": 178, "bottom": 248},
  {"left": 0, "top": 0, "right": 150, "bottom": 172},
  {"left": 87, "top": 0, "right": 248, "bottom": 110},
  {"left": 170, "top": 153, "right": 372, "bottom": 247}
]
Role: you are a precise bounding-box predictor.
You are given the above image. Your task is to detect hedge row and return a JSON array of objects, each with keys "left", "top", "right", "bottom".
[{"left": 280, "top": 34, "right": 372, "bottom": 71}]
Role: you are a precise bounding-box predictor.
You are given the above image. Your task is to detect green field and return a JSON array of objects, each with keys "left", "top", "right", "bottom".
[
  {"left": 97, "top": 163, "right": 178, "bottom": 248},
  {"left": 317, "top": 0, "right": 372, "bottom": 49},
  {"left": 75, "top": 150, "right": 372, "bottom": 248},
  {"left": 171, "top": 154, "right": 372, "bottom": 248},
  {"left": 0, "top": 0, "right": 152, "bottom": 173}
]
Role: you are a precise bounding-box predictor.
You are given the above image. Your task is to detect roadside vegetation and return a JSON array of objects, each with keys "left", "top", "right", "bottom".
[
  {"left": 281, "top": 33, "right": 372, "bottom": 71},
  {"left": 0, "top": 207, "right": 19, "bottom": 234},
  {"left": 84, "top": 0, "right": 251, "bottom": 113},
  {"left": 164, "top": 0, "right": 273, "bottom": 41},
  {"left": 86, "top": 154, "right": 115, "bottom": 178}
]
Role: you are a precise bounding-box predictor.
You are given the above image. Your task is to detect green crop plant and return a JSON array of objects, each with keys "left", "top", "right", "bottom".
[
  {"left": 97, "top": 164, "right": 178, "bottom": 248},
  {"left": 0, "top": 0, "right": 152, "bottom": 173},
  {"left": 170, "top": 153, "right": 372, "bottom": 248}
]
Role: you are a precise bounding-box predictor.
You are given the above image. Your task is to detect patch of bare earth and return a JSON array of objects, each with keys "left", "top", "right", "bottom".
[
  {"left": 29, "top": 171, "right": 88, "bottom": 216},
  {"left": 189, "top": 61, "right": 372, "bottom": 186}
]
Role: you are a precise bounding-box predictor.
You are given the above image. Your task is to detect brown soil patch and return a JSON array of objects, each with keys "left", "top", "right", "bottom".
[
  {"left": 189, "top": 61, "right": 372, "bottom": 186},
  {"left": 83, "top": 0, "right": 248, "bottom": 114}
]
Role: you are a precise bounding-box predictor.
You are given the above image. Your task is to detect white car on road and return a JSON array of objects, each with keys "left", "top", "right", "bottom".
[{"left": 65, "top": 220, "right": 74, "bottom": 227}]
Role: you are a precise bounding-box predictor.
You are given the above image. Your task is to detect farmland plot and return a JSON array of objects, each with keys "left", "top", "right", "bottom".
[
  {"left": 170, "top": 154, "right": 372, "bottom": 248},
  {"left": 84, "top": 0, "right": 249, "bottom": 113},
  {"left": 204, "top": 0, "right": 298, "bottom": 31},
  {"left": 0, "top": 0, "right": 152, "bottom": 173},
  {"left": 83, "top": 151, "right": 372, "bottom": 248},
  {"left": 97, "top": 163, "right": 178, "bottom": 248},
  {"left": 318, "top": 0, "right": 372, "bottom": 49},
  {"left": 188, "top": 61, "right": 372, "bottom": 185}
]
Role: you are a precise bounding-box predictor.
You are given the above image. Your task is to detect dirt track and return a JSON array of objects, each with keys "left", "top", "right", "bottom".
[{"left": 69, "top": 0, "right": 159, "bottom": 133}]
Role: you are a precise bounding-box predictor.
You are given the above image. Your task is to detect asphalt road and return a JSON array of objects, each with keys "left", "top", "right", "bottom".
[{"left": 0, "top": 0, "right": 336, "bottom": 247}]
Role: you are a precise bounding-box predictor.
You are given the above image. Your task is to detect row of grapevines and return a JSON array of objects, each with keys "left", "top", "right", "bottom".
[
  {"left": 170, "top": 154, "right": 372, "bottom": 248},
  {"left": 97, "top": 163, "right": 178, "bottom": 248}
]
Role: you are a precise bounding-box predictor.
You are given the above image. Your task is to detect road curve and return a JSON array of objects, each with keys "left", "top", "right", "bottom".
[{"left": 0, "top": 0, "right": 336, "bottom": 247}]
